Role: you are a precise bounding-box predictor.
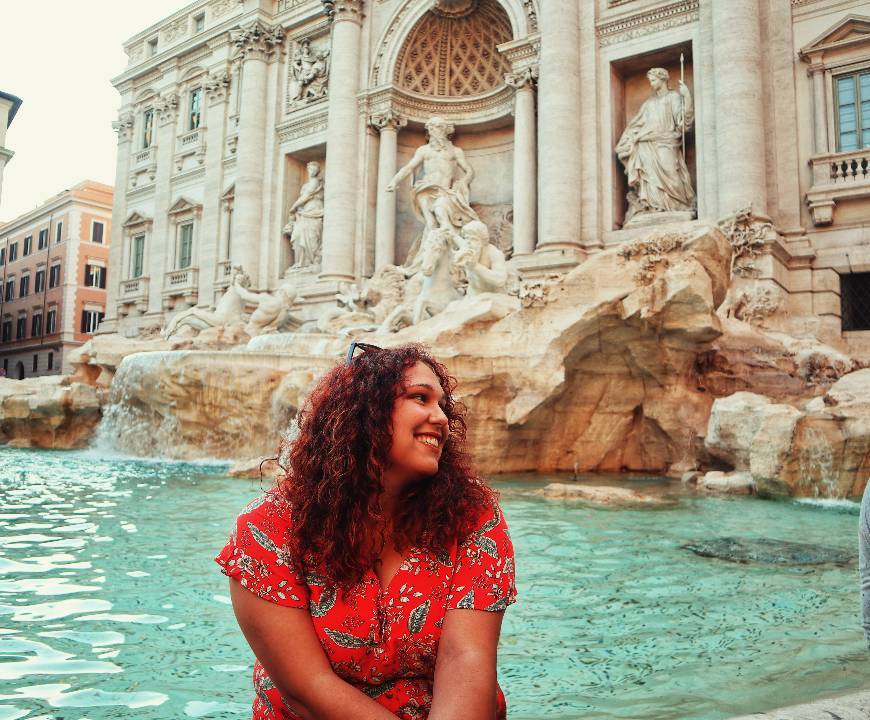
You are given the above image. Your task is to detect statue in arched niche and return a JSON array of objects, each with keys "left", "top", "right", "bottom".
[
  {"left": 386, "top": 116, "right": 479, "bottom": 245},
  {"left": 283, "top": 160, "right": 324, "bottom": 271},
  {"left": 616, "top": 67, "right": 695, "bottom": 227}
]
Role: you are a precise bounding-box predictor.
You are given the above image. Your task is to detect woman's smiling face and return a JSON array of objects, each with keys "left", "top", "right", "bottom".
[{"left": 384, "top": 361, "right": 449, "bottom": 488}]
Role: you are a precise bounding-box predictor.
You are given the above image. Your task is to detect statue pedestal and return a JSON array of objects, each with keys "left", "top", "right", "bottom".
[{"left": 623, "top": 210, "right": 694, "bottom": 230}]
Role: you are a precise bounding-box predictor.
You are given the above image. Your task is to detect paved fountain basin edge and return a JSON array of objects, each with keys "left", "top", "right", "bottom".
[{"left": 727, "top": 689, "right": 870, "bottom": 719}]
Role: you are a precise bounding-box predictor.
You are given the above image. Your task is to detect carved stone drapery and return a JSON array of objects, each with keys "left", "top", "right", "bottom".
[
  {"left": 231, "top": 21, "right": 286, "bottom": 62},
  {"left": 156, "top": 93, "right": 179, "bottom": 125},
  {"left": 205, "top": 71, "right": 231, "bottom": 104},
  {"left": 113, "top": 112, "right": 135, "bottom": 143}
]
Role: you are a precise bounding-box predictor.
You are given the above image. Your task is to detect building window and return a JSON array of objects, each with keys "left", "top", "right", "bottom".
[
  {"left": 35, "top": 268, "right": 45, "bottom": 293},
  {"left": 56, "top": 221, "right": 63, "bottom": 244},
  {"left": 1, "top": 318, "right": 10, "bottom": 343},
  {"left": 85, "top": 264, "right": 106, "bottom": 289},
  {"left": 8, "top": 242, "right": 17, "bottom": 262},
  {"left": 142, "top": 108, "right": 154, "bottom": 149},
  {"left": 47, "top": 352, "right": 53, "bottom": 370},
  {"left": 841, "top": 271, "right": 870, "bottom": 331},
  {"left": 4, "top": 278, "right": 14, "bottom": 302},
  {"left": 178, "top": 223, "right": 193, "bottom": 269},
  {"left": 19, "top": 274, "right": 29, "bottom": 298},
  {"left": 132, "top": 234, "right": 145, "bottom": 278},
  {"left": 836, "top": 71, "right": 870, "bottom": 152},
  {"left": 148, "top": 37, "right": 158, "bottom": 56},
  {"left": 189, "top": 88, "right": 202, "bottom": 130},
  {"left": 194, "top": 13, "right": 205, "bottom": 32},
  {"left": 32, "top": 354, "right": 38, "bottom": 372},
  {"left": 81, "top": 309, "right": 104, "bottom": 334},
  {"left": 38, "top": 229, "right": 48, "bottom": 250},
  {"left": 0, "top": 247, "right": 5, "bottom": 266},
  {"left": 91, "top": 221, "right": 104, "bottom": 244},
  {"left": 2, "top": 358, "right": 7, "bottom": 373},
  {"left": 23, "top": 236, "right": 31, "bottom": 256},
  {"left": 31, "top": 313, "right": 42, "bottom": 337},
  {"left": 49, "top": 264, "right": 61, "bottom": 288},
  {"left": 16, "top": 315, "right": 27, "bottom": 340},
  {"left": 46, "top": 308, "right": 56, "bottom": 335}
]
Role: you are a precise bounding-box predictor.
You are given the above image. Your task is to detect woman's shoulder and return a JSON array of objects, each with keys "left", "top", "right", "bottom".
[
  {"left": 460, "top": 492, "right": 510, "bottom": 544},
  {"left": 232, "top": 490, "right": 295, "bottom": 538}
]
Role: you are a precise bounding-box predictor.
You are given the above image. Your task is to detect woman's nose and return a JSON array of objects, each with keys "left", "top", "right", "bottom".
[{"left": 431, "top": 404, "right": 448, "bottom": 425}]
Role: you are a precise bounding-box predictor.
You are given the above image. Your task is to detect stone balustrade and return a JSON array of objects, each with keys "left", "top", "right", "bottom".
[
  {"left": 119, "top": 276, "right": 150, "bottom": 302},
  {"left": 807, "top": 148, "right": 870, "bottom": 226},
  {"left": 214, "top": 260, "right": 233, "bottom": 288},
  {"left": 178, "top": 128, "right": 203, "bottom": 150},
  {"left": 133, "top": 147, "right": 156, "bottom": 167},
  {"left": 162, "top": 267, "right": 200, "bottom": 309}
]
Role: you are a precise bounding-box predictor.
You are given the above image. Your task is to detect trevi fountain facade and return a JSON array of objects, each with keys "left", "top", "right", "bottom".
[{"left": 2, "top": 0, "right": 870, "bottom": 500}]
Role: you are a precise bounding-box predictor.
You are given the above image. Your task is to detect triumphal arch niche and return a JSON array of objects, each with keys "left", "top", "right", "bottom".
[{"left": 366, "top": 0, "right": 540, "bottom": 272}]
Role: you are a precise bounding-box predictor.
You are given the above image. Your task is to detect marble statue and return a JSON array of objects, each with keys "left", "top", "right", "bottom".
[
  {"left": 287, "top": 40, "right": 330, "bottom": 105},
  {"left": 413, "top": 227, "right": 462, "bottom": 324},
  {"left": 616, "top": 67, "right": 695, "bottom": 227},
  {"left": 316, "top": 266, "right": 407, "bottom": 334},
  {"left": 454, "top": 220, "right": 511, "bottom": 296},
  {"left": 386, "top": 116, "right": 479, "bottom": 242},
  {"left": 232, "top": 274, "right": 300, "bottom": 336},
  {"left": 283, "top": 161, "right": 324, "bottom": 270},
  {"left": 162, "top": 267, "right": 249, "bottom": 338}
]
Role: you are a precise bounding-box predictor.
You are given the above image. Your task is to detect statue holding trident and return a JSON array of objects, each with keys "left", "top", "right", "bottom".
[
  {"left": 616, "top": 66, "right": 695, "bottom": 227},
  {"left": 385, "top": 117, "right": 479, "bottom": 244}
]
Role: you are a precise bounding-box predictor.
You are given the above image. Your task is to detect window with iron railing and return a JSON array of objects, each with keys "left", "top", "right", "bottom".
[
  {"left": 841, "top": 271, "right": 870, "bottom": 331},
  {"left": 836, "top": 71, "right": 870, "bottom": 152}
]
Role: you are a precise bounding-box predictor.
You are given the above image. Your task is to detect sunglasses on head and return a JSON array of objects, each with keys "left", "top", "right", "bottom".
[{"left": 345, "top": 341, "right": 382, "bottom": 365}]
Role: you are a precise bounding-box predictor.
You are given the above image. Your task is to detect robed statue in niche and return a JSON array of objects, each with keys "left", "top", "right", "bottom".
[
  {"left": 616, "top": 67, "right": 695, "bottom": 227},
  {"left": 284, "top": 161, "right": 324, "bottom": 270}
]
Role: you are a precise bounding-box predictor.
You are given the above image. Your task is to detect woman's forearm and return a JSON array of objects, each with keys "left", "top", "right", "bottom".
[
  {"left": 281, "top": 672, "right": 399, "bottom": 720},
  {"left": 428, "top": 651, "right": 497, "bottom": 720}
]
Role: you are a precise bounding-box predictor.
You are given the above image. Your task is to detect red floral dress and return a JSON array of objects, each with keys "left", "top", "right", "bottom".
[{"left": 215, "top": 492, "right": 517, "bottom": 720}]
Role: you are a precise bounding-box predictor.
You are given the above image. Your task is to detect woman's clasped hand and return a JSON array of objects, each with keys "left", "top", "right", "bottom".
[{"left": 216, "top": 343, "right": 517, "bottom": 720}]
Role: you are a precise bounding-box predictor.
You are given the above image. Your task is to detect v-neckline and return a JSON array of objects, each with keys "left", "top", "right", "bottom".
[{"left": 371, "top": 545, "right": 415, "bottom": 594}]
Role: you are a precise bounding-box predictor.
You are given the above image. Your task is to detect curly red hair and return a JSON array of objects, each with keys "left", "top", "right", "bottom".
[{"left": 276, "top": 343, "right": 492, "bottom": 588}]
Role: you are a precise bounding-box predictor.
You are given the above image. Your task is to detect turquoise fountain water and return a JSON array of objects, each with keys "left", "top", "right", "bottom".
[{"left": 0, "top": 448, "right": 866, "bottom": 719}]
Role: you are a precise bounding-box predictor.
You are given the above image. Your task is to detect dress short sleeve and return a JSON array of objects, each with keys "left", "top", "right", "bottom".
[
  {"left": 446, "top": 500, "right": 517, "bottom": 612},
  {"left": 215, "top": 492, "right": 310, "bottom": 608}
]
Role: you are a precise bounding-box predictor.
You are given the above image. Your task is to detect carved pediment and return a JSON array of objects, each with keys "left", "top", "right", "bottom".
[
  {"left": 123, "top": 211, "right": 153, "bottom": 228},
  {"left": 221, "top": 184, "right": 235, "bottom": 202},
  {"left": 801, "top": 15, "right": 870, "bottom": 59},
  {"left": 168, "top": 196, "right": 203, "bottom": 217}
]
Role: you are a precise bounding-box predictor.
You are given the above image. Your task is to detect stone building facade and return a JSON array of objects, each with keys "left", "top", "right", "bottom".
[
  {"left": 0, "top": 90, "right": 22, "bottom": 211},
  {"left": 0, "top": 182, "right": 113, "bottom": 378},
  {"left": 106, "top": 0, "right": 870, "bottom": 351}
]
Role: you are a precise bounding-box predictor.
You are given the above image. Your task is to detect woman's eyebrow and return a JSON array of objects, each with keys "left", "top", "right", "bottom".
[{"left": 406, "top": 383, "right": 445, "bottom": 400}]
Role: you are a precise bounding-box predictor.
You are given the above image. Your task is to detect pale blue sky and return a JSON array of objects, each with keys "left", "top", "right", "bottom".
[{"left": 1, "top": 1, "right": 190, "bottom": 221}]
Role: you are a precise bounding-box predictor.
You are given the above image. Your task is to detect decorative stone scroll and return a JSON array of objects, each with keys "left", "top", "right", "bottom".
[
  {"left": 231, "top": 21, "right": 286, "bottom": 62},
  {"left": 505, "top": 65, "right": 538, "bottom": 90},
  {"left": 369, "top": 110, "right": 407, "bottom": 133}
]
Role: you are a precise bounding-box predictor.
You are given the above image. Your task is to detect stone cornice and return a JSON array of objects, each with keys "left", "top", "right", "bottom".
[
  {"left": 497, "top": 33, "right": 540, "bottom": 73},
  {"left": 363, "top": 83, "right": 514, "bottom": 127},
  {"left": 596, "top": 0, "right": 699, "bottom": 47},
  {"left": 231, "top": 21, "right": 286, "bottom": 62},
  {"left": 276, "top": 106, "right": 330, "bottom": 143}
]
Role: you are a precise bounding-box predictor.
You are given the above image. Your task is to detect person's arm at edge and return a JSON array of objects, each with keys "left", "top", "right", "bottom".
[
  {"left": 427, "top": 608, "right": 503, "bottom": 720},
  {"left": 229, "top": 579, "right": 397, "bottom": 720}
]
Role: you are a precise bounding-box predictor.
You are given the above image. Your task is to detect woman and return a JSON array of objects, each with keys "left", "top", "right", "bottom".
[{"left": 216, "top": 343, "right": 517, "bottom": 719}]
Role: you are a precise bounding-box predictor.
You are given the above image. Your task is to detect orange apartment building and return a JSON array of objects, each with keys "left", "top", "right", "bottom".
[{"left": 0, "top": 181, "right": 113, "bottom": 378}]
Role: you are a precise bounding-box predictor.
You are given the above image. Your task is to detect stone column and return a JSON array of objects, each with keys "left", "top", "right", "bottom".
[
  {"left": 811, "top": 65, "right": 829, "bottom": 154},
  {"left": 104, "top": 112, "right": 135, "bottom": 330},
  {"left": 320, "top": 0, "right": 364, "bottom": 282},
  {"left": 712, "top": 0, "right": 767, "bottom": 215},
  {"left": 149, "top": 93, "right": 180, "bottom": 315},
  {"left": 505, "top": 67, "right": 538, "bottom": 256},
  {"left": 370, "top": 111, "right": 406, "bottom": 272},
  {"left": 230, "top": 21, "right": 285, "bottom": 288},
  {"left": 536, "top": 0, "right": 582, "bottom": 250}
]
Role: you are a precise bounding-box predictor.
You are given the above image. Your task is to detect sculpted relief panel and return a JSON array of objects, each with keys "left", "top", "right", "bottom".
[{"left": 286, "top": 38, "right": 330, "bottom": 111}]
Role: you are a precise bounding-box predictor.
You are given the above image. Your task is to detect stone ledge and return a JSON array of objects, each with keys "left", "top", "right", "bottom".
[{"left": 727, "top": 690, "right": 870, "bottom": 719}]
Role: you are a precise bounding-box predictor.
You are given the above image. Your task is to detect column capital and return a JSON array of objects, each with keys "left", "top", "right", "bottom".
[
  {"left": 505, "top": 65, "right": 538, "bottom": 91},
  {"left": 369, "top": 110, "right": 407, "bottom": 132},
  {"left": 155, "top": 93, "right": 179, "bottom": 126},
  {"left": 231, "top": 20, "right": 286, "bottom": 62},
  {"left": 113, "top": 112, "right": 135, "bottom": 143},
  {"left": 205, "top": 71, "right": 231, "bottom": 105},
  {"left": 323, "top": 0, "right": 364, "bottom": 24}
]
